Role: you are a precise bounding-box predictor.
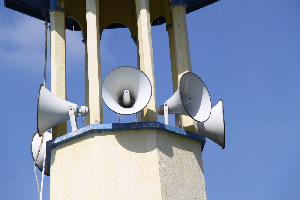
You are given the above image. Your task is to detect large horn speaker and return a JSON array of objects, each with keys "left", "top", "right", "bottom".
[
  {"left": 102, "top": 66, "right": 152, "bottom": 115},
  {"left": 31, "top": 131, "right": 52, "bottom": 176},
  {"left": 197, "top": 99, "right": 225, "bottom": 149},
  {"left": 37, "top": 85, "right": 88, "bottom": 136},
  {"left": 157, "top": 72, "right": 211, "bottom": 122}
]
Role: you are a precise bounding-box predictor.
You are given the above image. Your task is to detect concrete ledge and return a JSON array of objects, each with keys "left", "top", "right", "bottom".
[
  {"left": 46, "top": 122, "right": 205, "bottom": 170},
  {"left": 47, "top": 122, "right": 207, "bottom": 199}
]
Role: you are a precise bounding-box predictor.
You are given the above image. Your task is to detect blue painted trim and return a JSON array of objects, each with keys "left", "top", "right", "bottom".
[
  {"left": 46, "top": 122, "right": 206, "bottom": 169},
  {"left": 49, "top": 0, "right": 59, "bottom": 10},
  {"left": 49, "top": 0, "right": 66, "bottom": 12},
  {"left": 166, "top": 24, "right": 173, "bottom": 29},
  {"left": 49, "top": 8, "right": 66, "bottom": 12},
  {"left": 169, "top": 1, "right": 188, "bottom": 9}
]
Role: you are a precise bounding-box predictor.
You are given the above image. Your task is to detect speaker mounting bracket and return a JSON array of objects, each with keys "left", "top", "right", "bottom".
[
  {"left": 164, "top": 102, "right": 169, "bottom": 125},
  {"left": 69, "top": 107, "right": 78, "bottom": 132}
]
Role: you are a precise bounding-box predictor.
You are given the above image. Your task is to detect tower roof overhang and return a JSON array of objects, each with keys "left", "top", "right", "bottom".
[{"left": 4, "top": 0, "right": 219, "bottom": 32}]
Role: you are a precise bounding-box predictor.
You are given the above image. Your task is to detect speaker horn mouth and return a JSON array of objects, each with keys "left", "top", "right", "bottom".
[
  {"left": 197, "top": 99, "right": 225, "bottom": 149},
  {"left": 31, "top": 131, "right": 52, "bottom": 176},
  {"left": 102, "top": 66, "right": 152, "bottom": 115},
  {"left": 36, "top": 84, "right": 44, "bottom": 136},
  {"left": 180, "top": 72, "right": 212, "bottom": 122},
  {"left": 37, "top": 84, "right": 84, "bottom": 135}
]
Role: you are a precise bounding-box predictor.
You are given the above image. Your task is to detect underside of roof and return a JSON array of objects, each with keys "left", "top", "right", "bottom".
[{"left": 4, "top": 0, "right": 219, "bottom": 31}]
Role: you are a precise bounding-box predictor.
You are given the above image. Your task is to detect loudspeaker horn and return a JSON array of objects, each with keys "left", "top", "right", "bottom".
[
  {"left": 37, "top": 84, "right": 89, "bottom": 136},
  {"left": 197, "top": 99, "right": 225, "bottom": 149},
  {"left": 31, "top": 131, "right": 52, "bottom": 176},
  {"left": 102, "top": 66, "right": 152, "bottom": 115},
  {"left": 157, "top": 72, "right": 211, "bottom": 123}
]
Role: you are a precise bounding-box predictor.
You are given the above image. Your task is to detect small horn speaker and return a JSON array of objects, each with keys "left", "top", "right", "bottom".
[
  {"left": 197, "top": 99, "right": 225, "bottom": 149},
  {"left": 37, "top": 84, "right": 88, "bottom": 136},
  {"left": 158, "top": 72, "right": 211, "bottom": 122},
  {"left": 31, "top": 131, "right": 52, "bottom": 176},
  {"left": 102, "top": 66, "right": 152, "bottom": 115}
]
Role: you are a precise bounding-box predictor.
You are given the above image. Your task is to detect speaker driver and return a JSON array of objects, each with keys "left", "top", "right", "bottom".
[{"left": 102, "top": 66, "right": 152, "bottom": 115}]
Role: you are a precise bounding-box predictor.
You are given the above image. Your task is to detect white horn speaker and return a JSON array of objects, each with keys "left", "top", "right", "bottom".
[
  {"left": 197, "top": 99, "right": 225, "bottom": 149},
  {"left": 102, "top": 66, "right": 152, "bottom": 115},
  {"left": 37, "top": 84, "right": 89, "bottom": 136},
  {"left": 157, "top": 72, "right": 211, "bottom": 122},
  {"left": 31, "top": 131, "right": 52, "bottom": 175}
]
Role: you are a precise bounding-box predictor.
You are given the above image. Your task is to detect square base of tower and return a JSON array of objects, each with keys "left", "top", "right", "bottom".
[{"left": 47, "top": 122, "right": 207, "bottom": 200}]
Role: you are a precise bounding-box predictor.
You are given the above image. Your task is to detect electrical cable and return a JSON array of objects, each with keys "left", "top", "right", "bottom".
[
  {"left": 43, "top": 15, "right": 48, "bottom": 87},
  {"left": 33, "top": 163, "right": 40, "bottom": 199},
  {"left": 40, "top": 154, "right": 46, "bottom": 200},
  {"left": 33, "top": 9, "right": 48, "bottom": 200},
  {"left": 34, "top": 134, "right": 44, "bottom": 200}
]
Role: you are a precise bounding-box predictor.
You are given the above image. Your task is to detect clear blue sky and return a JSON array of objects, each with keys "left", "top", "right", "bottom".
[{"left": 1, "top": 0, "right": 300, "bottom": 199}]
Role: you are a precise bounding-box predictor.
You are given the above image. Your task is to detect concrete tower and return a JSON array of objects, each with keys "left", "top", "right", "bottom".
[{"left": 5, "top": 0, "right": 219, "bottom": 199}]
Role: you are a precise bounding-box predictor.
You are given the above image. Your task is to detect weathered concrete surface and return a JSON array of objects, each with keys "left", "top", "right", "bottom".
[
  {"left": 157, "top": 131, "right": 207, "bottom": 200},
  {"left": 50, "top": 129, "right": 206, "bottom": 200}
]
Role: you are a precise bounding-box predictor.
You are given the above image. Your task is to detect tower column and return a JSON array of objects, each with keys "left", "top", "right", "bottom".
[
  {"left": 133, "top": 37, "right": 142, "bottom": 122},
  {"left": 49, "top": 9, "right": 67, "bottom": 138},
  {"left": 135, "top": 0, "right": 158, "bottom": 122},
  {"left": 170, "top": 4, "right": 197, "bottom": 132},
  {"left": 86, "top": 0, "right": 103, "bottom": 124},
  {"left": 82, "top": 38, "right": 90, "bottom": 126},
  {"left": 166, "top": 24, "right": 181, "bottom": 128}
]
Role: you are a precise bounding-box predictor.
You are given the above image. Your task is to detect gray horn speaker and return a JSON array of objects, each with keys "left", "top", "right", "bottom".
[
  {"left": 157, "top": 72, "right": 212, "bottom": 122},
  {"left": 31, "top": 131, "right": 52, "bottom": 176},
  {"left": 37, "top": 84, "right": 88, "bottom": 136},
  {"left": 197, "top": 99, "right": 225, "bottom": 149},
  {"left": 102, "top": 66, "right": 152, "bottom": 115}
]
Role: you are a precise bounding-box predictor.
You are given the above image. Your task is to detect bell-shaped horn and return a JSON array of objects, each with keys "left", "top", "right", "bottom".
[
  {"left": 197, "top": 99, "right": 225, "bottom": 149},
  {"left": 102, "top": 66, "right": 152, "bottom": 115},
  {"left": 31, "top": 131, "right": 52, "bottom": 175},
  {"left": 37, "top": 85, "right": 88, "bottom": 136},
  {"left": 158, "top": 72, "right": 211, "bottom": 122}
]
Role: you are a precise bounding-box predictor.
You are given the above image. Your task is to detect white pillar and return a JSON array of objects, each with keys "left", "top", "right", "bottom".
[
  {"left": 170, "top": 4, "right": 197, "bottom": 132},
  {"left": 82, "top": 38, "right": 90, "bottom": 126},
  {"left": 50, "top": 9, "right": 67, "bottom": 138},
  {"left": 135, "top": 0, "right": 158, "bottom": 122},
  {"left": 166, "top": 24, "right": 180, "bottom": 128},
  {"left": 86, "top": 0, "right": 103, "bottom": 124},
  {"left": 133, "top": 38, "right": 140, "bottom": 70},
  {"left": 133, "top": 37, "right": 142, "bottom": 122}
]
